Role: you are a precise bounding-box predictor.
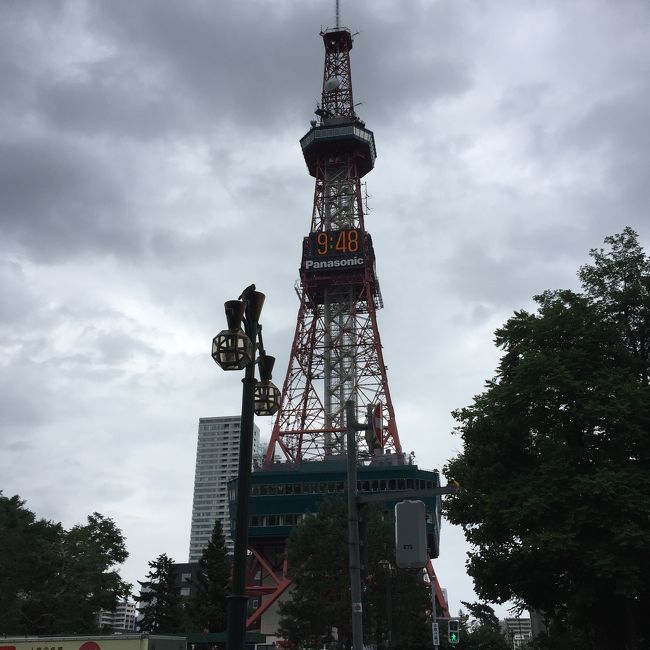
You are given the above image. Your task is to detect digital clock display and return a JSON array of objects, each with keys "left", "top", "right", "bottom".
[
  {"left": 302, "top": 228, "right": 366, "bottom": 273},
  {"left": 310, "top": 228, "right": 363, "bottom": 256}
]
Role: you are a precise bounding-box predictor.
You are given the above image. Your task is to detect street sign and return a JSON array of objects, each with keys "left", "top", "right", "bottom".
[
  {"left": 432, "top": 622, "right": 440, "bottom": 646},
  {"left": 395, "top": 499, "right": 428, "bottom": 568}
]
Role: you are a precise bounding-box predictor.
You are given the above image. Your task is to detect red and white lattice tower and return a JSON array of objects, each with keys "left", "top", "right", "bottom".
[
  {"left": 264, "top": 25, "right": 403, "bottom": 465},
  {"left": 243, "top": 21, "right": 451, "bottom": 631}
]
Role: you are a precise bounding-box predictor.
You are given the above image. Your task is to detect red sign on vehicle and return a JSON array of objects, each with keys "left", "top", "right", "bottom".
[{"left": 79, "top": 642, "right": 101, "bottom": 650}]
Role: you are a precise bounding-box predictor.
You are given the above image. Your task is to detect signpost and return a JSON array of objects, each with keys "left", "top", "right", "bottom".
[{"left": 432, "top": 622, "right": 440, "bottom": 646}]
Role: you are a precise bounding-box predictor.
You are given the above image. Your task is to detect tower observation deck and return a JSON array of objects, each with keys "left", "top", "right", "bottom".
[{"left": 229, "top": 21, "right": 450, "bottom": 636}]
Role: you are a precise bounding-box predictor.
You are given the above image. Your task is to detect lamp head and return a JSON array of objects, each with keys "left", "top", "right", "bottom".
[
  {"left": 258, "top": 354, "right": 276, "bottom": 382},
  {"left": 212, "top": 329, "right": 253, "bottom": 370},
  {"left": 224, "top": 300, "right": 246, "bottom": 332},
  {"left": 245, "top": 291, "right": 266, "bottom": 325},
  {"left": 254, "top": 379, "right": 281, "bottom": 416}
]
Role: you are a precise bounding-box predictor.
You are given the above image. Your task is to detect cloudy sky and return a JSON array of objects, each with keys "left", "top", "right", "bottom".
[{"left": 2, "top": 0, "right": 649, "bottom": 620}]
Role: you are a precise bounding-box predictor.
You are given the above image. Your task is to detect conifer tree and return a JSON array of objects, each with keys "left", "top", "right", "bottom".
[
  {"left": 278, "top": 496, "right": 430, "bottom": 650},
  {"left": 187, "top": 520, "right": 230, "bottom": 632},
  {"left": 136, "top": 553, "right": 184, "bottom": 633}
]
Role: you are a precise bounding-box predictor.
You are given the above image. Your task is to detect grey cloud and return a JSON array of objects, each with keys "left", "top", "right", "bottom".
[
  {"left": 88, "top": 1, "right": 323, "bottom": 130},
  {"left": 498, "top": 83, "right": 550, "bottom": 119},
  {"left": 5, "top": 440, "right": 33, "bottom": 452},
  {"left": 0, "top": 358, "right": 56, "bottom": 428},
  {"left": 562, "top": 90, "right": 650, "bottom": 154},
  {"left": 0, "top": 133, "right": 139, "bottom": 262},
  {"left": 87, "top": 1, "right": 474, "bottom": 134},
  {"left": 0, "top": 260, "right": 36, "bottom": 325},
  {"left": 90, "top": 330, "right": 157, "bottom": 366},
  {"left": 35, "top": 58, "right": 188, "bottom": 141},
  {"left": 562, "top": 90, "right": 650, "bottom": 222}
]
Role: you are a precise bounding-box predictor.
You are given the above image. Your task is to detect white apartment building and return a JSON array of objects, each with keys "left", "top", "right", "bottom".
[
  {"left": 188, "top": 416, "right": 260, "bottom": 561},
  {"left": 97, "top": 599, "right": 137, "bottom": 632},
  {"left": 503, "top": 617, "right": 533, "bottom": 648}
]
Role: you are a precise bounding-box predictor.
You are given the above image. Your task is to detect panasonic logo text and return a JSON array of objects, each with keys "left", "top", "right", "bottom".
[{"left": 304, "top": 257, "right": 364, "bottom": 270}]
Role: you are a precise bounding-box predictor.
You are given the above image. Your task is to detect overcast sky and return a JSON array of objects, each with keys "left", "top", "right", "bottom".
[{"left": 2, "top": 0, "right": 649, "bottom": 621}]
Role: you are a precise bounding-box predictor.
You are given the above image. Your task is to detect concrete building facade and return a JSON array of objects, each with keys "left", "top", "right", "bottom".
[
  {"left": 97, "top": 600, "right": 137, "bottom": 632},
  {"left": 188, "top": 415, "right": 260, "bottom": 561},
  {"left": 502, "top": 617, "right": 533, "bottom": 648},
  {"left": 172, "top": 561, "right": 200, "bottom": 599}
]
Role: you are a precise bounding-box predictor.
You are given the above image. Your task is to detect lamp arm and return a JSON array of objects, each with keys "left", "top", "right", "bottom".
[{"left": 256, "top": 324, "right": 266, "bottom": 357}]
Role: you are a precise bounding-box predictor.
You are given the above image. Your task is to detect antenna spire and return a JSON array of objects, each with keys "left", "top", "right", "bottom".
[{"left": 335, "top": 0, "right": 340, "bottom": 28}]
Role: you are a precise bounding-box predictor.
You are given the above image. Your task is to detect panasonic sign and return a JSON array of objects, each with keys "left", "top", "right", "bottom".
[{"left": 304, "top": 257, "right": 364, "bottom": 271}]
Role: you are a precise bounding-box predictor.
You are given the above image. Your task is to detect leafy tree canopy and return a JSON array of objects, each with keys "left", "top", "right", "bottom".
[
  {"left": 461, "top": 620, "right": 511, "bottom": 650},
  {"left": 444, "top": 229, "right": 650, "bottom": 650},
  {"left": 0, "top": 492, "right": 130, "bottom": 635}
]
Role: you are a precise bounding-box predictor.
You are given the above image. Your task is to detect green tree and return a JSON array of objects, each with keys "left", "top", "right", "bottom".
[
  {"left": 444, "top": 229, "right": 650, "bottom": 650},
  {"left": 136, "top": 553, "right": 184, "bottom": 633},
  {"left": 278, "top": 498, "right": 350, "bottom": 649},
  {"left": 0, "top": 493, "right": 63, "bottom": 634},
  {"left": 278, "top": 496, "right": 430, "bottom": 650},
  {"left": 187, "top": 520, "right": 230, "bottom": 632},
  {"left": 0, "top": 493, "right": 130, "bottom": 635},
  {"left": 461, "top": 621, "right": 511, "bottom": 650},
  {"left": 460, "top": 601, "right": 499, "bottom": 627},
  {"left": 454, "top": 604, "right": 510, "bottom": 650},
  {"left": 53, "top": 512, "right": 131, "bottom": 633}
]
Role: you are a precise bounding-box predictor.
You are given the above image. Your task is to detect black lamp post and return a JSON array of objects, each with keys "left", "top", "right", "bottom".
[
  {"left": 212, "top": 284, "right": 281, "bottom": 650},
  {"left": 378, "top": 559, "right": 394, "bottom": 649}
]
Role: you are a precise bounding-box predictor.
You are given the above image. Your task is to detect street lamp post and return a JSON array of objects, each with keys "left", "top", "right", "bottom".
[
  {"left": 212, "top": 285, "right": 281, "bottom": 650},
  {"left": 431, "top": 572, "right": 439, "bottom": 648},
  {"left": 345, "top": 400, "right": 370, "bottom": 650},
  {"left": 378, "top": 560, "right": 393, "bottom": 649}
]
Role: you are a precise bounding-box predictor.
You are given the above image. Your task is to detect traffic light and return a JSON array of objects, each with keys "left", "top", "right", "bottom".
[
  {"left": 394, "top": 499, "right": 428, "bottom": 568},
  {"left": 448, "top": 619, "right": 460, "bottom": 645}
]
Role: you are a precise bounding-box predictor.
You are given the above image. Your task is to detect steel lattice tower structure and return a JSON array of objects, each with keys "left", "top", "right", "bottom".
[
  {"left": 264, "top": 26, "right": 403, "bottom": 466},
  {"left": 239, "top": 18, "right": 451, "bottom": 635}
]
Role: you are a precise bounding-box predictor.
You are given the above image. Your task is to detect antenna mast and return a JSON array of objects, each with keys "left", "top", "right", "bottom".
[{"left": 336, "top": 0, "right": 340, "bottom": 28}]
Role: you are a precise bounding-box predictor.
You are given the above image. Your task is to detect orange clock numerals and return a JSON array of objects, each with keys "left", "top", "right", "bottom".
[
  {"left": 316, "top": 231, "right": 329, "bottom": 255},
  {"left": 347, "top": 229, "right": 359, "bottom": 253},
  {"left": 311, "top": 229, "right": 362, "bottom": 256}
]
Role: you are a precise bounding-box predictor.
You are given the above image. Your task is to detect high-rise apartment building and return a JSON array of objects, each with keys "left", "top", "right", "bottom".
[{"left": 188, "top": 415, "right": 260, "bottom": 561}]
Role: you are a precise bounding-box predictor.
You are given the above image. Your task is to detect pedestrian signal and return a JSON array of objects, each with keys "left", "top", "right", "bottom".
[{"left": 448, "top": 619, "right": 460, "bottom": 645}]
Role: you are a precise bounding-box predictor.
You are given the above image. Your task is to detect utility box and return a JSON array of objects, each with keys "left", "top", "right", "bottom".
[{"left": 394, "top": 499, "right": 428, "bottom": 568}]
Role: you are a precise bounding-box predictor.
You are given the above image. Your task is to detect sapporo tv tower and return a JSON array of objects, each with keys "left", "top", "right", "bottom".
[
  {"left": 232, "top": 7, "right": 452, "bottom": 637},
  {"left": 263, "top": 20, "right": 398, "bottom": 463}
]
